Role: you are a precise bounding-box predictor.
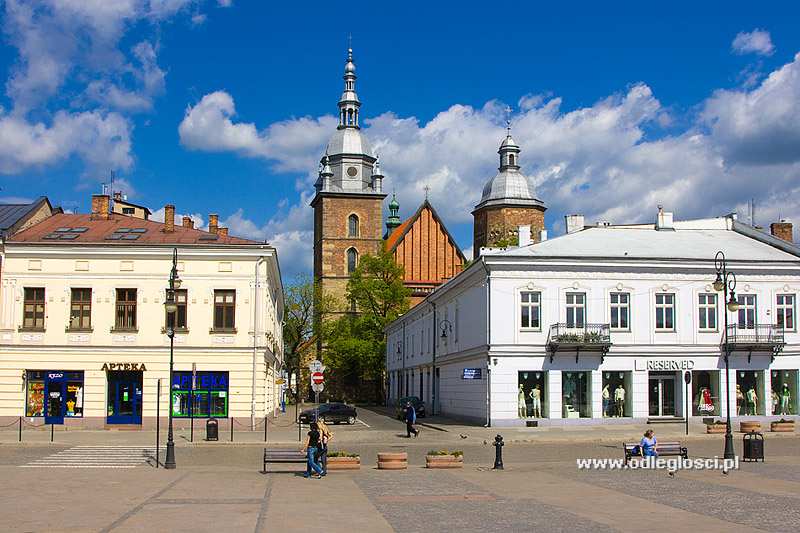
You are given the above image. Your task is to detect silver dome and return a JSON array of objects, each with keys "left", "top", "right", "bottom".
[{"left": 327, "top": 127, "right": 373, "bottom": 157}]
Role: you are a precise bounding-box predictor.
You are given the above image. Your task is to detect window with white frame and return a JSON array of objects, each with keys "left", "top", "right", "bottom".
[
  {"left": 698, "top": 293, "right": 718, "bottom": 331},
  {"left": 566, "top": 292, "right": 585, "bottom": 328},
  {"left": 610, "top": 292, "right": 629, "bottom": 330},
  {"left": 655, "top": 293, "right": 675, "bottom": 331},
  {"left": 737, "top": 294, "right": 756, "bottom": 329},
  {"left": 776, "top": 294, "right": 795, "bottom": 331},
  {"left": 520, "top": 291, "right": 541, "bottom": 330}
]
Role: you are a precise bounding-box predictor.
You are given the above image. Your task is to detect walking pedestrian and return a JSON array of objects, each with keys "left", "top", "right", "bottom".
[
  {"left": 404, "top": 401, "right": 419, "bottom": 438},
  {"left": 317, "top": 417, "right": 332, "bottom": 475},
  {"left": 301, "top": 421, "right": 325, "bottom": 479}
]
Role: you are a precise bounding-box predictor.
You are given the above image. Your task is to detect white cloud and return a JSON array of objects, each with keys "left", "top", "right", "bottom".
[
  {"left": 0, "top": 108, "right": 132, "bottom": 174},
  {"left": 732, "top": 29, "right": 775, "bottom": 56},
  {"left": 217, "top": 0, "right": 233, "bottom": 7},
  {"left": 178, "top": 91, "right": 337, "bottom": 172},
  {"left": 0, "top": 1, "right": 196, "bottom": 178}
]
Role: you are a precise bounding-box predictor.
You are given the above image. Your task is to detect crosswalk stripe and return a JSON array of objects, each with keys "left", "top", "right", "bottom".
[{"left": 21, "top": 446, "right": 156, "bottom": 469}]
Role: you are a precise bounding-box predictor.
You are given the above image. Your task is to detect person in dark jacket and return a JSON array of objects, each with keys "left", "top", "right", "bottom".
[
  {"left": 301, "top": 421, "right": 325, "bottom": 478},
  {"left": 405, "top": 401, "right": 419, "bottom": 438}
]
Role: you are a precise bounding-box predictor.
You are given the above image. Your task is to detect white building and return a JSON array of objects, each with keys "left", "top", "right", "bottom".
[
  {"left": 0, "top": 195, "right": 283, "bottom": 429},
  {"left": 386, "top": 210, "right": 799, "bottom": 426}
]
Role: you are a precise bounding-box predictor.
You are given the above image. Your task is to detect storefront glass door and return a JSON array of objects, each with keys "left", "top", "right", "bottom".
[
  {"left": 649, "top": 374, "right": 676, "bottom": 417},
  {"left": 44, "top": 374, "right": 65, "bottom": 425},
  {"left": 107, "top": 371, "right": 143, "bottom": 424}
]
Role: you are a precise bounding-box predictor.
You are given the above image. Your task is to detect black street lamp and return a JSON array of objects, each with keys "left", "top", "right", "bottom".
[
  {"left": 714, "top": 250, "right": 740, "bottom": 461},
  {"left": 164, "top": 247, "right": 182, "bottom": 469}
]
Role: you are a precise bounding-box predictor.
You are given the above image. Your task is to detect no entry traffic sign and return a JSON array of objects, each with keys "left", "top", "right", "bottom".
[{"left": 311, "top": 371, "right": 324, "bottom": 385}]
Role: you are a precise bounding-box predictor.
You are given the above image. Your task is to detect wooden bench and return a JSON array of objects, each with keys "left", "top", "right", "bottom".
[
  {"left": 262, "top": 448, "right": 306, "bottom": 474},
  {"left": 623, "top": 441, "right": 688, "bottom": 465}
]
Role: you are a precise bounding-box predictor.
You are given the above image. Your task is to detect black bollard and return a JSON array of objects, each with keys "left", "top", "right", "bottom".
[{"left": 493, "top": 434, "right": 504, "bottom": 470}]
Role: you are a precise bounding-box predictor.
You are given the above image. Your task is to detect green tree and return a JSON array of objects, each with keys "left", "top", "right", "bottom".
[
  {"left": 282, "top": 275, "right": 335, "bottom": 401},
  {"left": 324, "top": 246, "right": 410, "bottom": 401}
]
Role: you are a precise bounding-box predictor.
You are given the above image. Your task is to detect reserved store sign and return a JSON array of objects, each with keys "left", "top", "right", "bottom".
[{"left": 636, "top": 359, "right": 695, "bottom": 371}]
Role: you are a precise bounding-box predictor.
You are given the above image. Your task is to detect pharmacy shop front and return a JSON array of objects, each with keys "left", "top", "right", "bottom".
[{"left": 490, "top": 353, "right": 800, "bottom": 426}]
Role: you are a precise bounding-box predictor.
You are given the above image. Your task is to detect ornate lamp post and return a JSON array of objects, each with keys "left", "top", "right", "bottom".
[
  {"left": 714, "top": 251, "right": 740, "bottom": 461},
  {"left": 164, "top": 248, "right": 182, "bottom": 469}
]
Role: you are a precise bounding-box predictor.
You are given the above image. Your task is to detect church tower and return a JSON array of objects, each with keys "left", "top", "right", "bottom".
[
  {"left": 472, "top": 125, "right": 546, "bottom": 258},
  {"left": 312, "top": 47, "right": 387, "bottom": 311}
]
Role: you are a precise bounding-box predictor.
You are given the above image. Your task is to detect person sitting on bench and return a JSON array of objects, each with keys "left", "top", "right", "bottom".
[{"left": 640, "top": 429, "right": 658, "bottom": 457}]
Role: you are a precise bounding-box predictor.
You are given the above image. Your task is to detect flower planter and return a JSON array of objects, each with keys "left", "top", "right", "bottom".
[
  {"left": 425, "top": 454, "right": 463, "bottom": 469},
  {"left": 739, "top": 421, "right": 761, "bottom": 433},
  {"left": 706, "top": 424, "right": 727, "bottom": 434},
  {"left": 377, "top": 452, "right": 407, "bottom": 470},
  {"left": 326, "top": 456, "right": 361, "bottom": 470},
  {"left": 770, "top": 421, "right": 796, "bottom": 433}
]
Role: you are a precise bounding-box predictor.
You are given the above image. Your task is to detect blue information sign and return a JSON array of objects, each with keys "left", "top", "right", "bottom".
[{"left": 462, "top": 368, "right": 482, "bottom": 380}]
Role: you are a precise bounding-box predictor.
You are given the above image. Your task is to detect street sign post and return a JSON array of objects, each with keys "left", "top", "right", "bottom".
[{"left": 309, "top": 361, "right": 326, "bottom": 407}]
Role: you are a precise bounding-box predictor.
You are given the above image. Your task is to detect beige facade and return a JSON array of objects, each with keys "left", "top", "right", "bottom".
[{"left": 0, "top": 242, "right": 283, "bottom": 428}]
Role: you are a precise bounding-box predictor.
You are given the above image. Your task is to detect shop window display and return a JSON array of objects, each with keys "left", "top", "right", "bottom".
[
  {"left": 562, "top": 371, "right": 591, "bottom": 418},
  {"left": 601, "top": 372, "right": 631, "bottom": 417},
  {"left": 771, "top": 370, "right": 797, "bottom": 415},
  {"left": 517, "top": 371, "right": 547, "bottom": 418},
  {"left": 691, "top": 370, "right": 719, "bottom": 416},
  {"left": 736, "top": 371, "right": 763, "bottom": 415},
  {"left": 172, "top": 371, "right": 229, "bottom": 418},
  {"left": 25, "top": 370, "right": 83, "bottom": 418}
]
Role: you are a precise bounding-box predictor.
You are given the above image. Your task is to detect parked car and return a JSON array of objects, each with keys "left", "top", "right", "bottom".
[
  {"left": 395, "top": 396, "right": 426, "bottom": 419},
  {"left": 298, "top": 402, "right": 358, "bottom": 425}
]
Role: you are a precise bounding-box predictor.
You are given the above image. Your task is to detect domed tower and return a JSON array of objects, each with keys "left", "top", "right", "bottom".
[
  {"left": 385, "top": 191, "right": 401, "bottom": 237},
  {"left": 472, "top": 125, "right": 546, "bottom": 259},
  {"left": 312, "top": 47, "right": 387, "bottom": 311}
]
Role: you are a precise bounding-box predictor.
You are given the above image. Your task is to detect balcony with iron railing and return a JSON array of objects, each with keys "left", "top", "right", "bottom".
[
  {"left": 724, "top": 324, "right": 785, "bottom": 360},
  {"left": 547, "top": 323, "right": 612, "bottom": 362}
]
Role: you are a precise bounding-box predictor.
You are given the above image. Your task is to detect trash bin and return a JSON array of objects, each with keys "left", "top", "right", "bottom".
[
  {"left": 742, "top": 431, "right": 764, "bottom": 462},
  {"left": 206, "top": 418, "right": 219, "bottom": 441}
]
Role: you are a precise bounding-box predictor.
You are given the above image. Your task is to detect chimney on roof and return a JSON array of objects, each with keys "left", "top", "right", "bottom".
[
  {"left": 218, "top": 227, "right": 229, "bottom": 237},
  {"left": 113, "top": 191, "right": 122, "bottom": 202},
  {"left": 539, "top": 229, "right": 548, "bottom": 242},
  {"left": 655, "top": 205, "right": 674, "bottom": 230},
  {"left": 182, "top": 216, "right": 194, "bottom": 229},
  {"left": 518, "top": 225, "right": 531, "bottom": 247},
  {"left": 565, "top": 214, "right": 584, "bottom": 234},
  {"left": 164, "top": 204, "right": 175, "bottom": 233},
  {"left": 91, "top": 194, "right": 110, "bottom": 220},
  {"left": 770, "top": 219, "right": 793, "bottom": 243},
  {"left": 208, "top": 214, "right": 219, "bottom": 235}
]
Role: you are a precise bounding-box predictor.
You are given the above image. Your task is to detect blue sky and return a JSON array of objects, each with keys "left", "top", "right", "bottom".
[{"left": 1, "top": 1, "right": 800, "bottom": 280}]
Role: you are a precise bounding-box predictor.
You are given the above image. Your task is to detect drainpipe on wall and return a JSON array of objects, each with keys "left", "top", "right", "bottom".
[
  {"left": 431, "top": 301, "right": 437, "bottom": 416},
  {"left": 252, "top": 256, "right": 266, "bottom": 431},
  {"left": 482, "top": 257, "right": 491, "bottom": 428}
]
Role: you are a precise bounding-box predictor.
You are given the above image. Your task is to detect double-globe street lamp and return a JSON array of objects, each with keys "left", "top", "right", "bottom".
[
  {"left": 164, "top": 248, "right": 182, "bottom": 469},
  {"left": 713, "top": 250, "right": 740, "bottom": 461}
]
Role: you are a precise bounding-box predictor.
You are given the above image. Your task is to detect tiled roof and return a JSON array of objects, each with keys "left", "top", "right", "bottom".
[
  {"left": 385, "top": 216, "right": 414, "bottom": 250},
  {"left": 384, "top": 199, "right": 466, "bottom": 263},
  {"left": 8, "top": 213, "right": 259, "bottom": 245}
]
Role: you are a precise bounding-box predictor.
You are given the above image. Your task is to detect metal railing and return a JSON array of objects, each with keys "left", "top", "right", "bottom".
[
  {"left": 547, "top": 323, "right": 612, "bottom": 346},
  {"left": 725, "top": 324, "right": 785, "bottom": 346}
]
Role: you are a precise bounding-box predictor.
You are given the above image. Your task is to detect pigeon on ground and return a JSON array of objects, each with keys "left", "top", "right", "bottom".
[
  {"left": 460, "top": 433, "right": 468, "bottom": 439},
  {"left": 667, "top": 468, "right": 676, "bottom": 478}
]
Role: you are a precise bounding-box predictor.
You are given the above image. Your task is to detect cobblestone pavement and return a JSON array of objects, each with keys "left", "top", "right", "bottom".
[{"left": 1, "top": 436, "right": 798, "bottom": 532}]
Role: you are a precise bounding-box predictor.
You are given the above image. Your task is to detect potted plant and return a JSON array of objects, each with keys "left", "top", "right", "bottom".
[
  {"left": 326, "top": 451, "right": 360, "bottom": 470},
  {"left": 706, "top": 420, "right": 727, "bottom": 434},
  {"left": 739, "top": 420, "right": 761, "bottom": 433},
  {"left": 425, "top": 450, "right": 464, "bottom": 469},
  {"left": 377, "top": 451, "right": 408, "bottom": 470},
  {"left": 770, "top": 418, "right": 796, "bottom": 433}
]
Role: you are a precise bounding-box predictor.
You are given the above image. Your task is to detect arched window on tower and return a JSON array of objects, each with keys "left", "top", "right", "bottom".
[
  {"left": 509, "top": 154, "right": 515, "bottom": 166},
  {"left": 347, "top": 248, "right": 358, "bottom": 274},
  {"left": 348, "top": 214, "right": 359, "bottom": 237}
]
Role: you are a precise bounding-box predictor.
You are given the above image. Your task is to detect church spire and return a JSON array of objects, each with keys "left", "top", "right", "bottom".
[
  {"left": 498, "top": 120, "right": 520, "bottom": 171},
  {"left": 386, "top": 191, "right": 401, "bottom": 236},
  {"left": 338, "top": 46, "right": 361, "bottom": 129}
]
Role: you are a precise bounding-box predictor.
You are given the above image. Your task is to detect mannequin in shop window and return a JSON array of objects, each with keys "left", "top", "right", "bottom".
[
  {"left": 746, "top": 386, "right": 758, "bottom": 415},
  {"left": 697, "top": 387, "right": 714, "bottom": 413},
  {"left": 780, "top": 383, "right": 792, "bottom": 415},
  {"left": 614, "top": 384, "right": 626, "bottom": 417},
  {"left": 602, "top": 385, "right": 610, "bottom": 417},
  {"left": 772, "top": 389, "right": 780, "bottom": 415},
  {"left": 736, "top": 385, "right": 744, "bottom": 415},
  {"left": 518, "top": 384, "right": 527, "bottom": 418},
  {"left": 529, "top": 384, "right": 542, "bottom": 418}
]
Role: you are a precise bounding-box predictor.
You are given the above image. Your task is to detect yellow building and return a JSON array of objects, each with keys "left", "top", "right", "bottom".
[{"left": 0, "top": 195, "right": 283, "bottom": 429}]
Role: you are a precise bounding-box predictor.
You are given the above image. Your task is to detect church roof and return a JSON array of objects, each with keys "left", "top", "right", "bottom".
[
  {"left": 326, "top": 127, "right": 373, "bottom": 157},
  {"left": 385, "top": 199, "right": 466, "bottom": 264}
]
